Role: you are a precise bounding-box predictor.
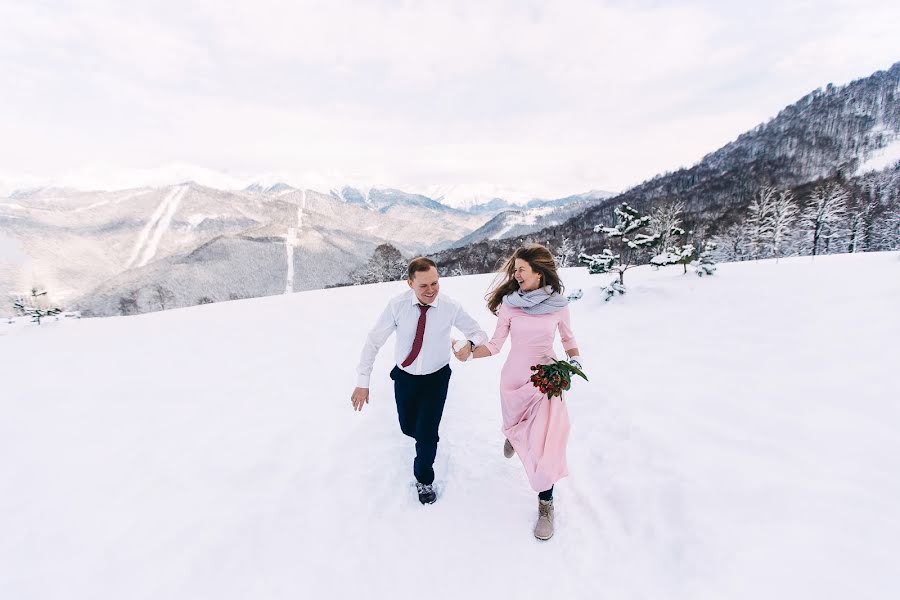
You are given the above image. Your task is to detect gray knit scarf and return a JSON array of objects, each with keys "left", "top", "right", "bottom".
[{"left": 503, "top": 285, "right": 568, "bottom": 314}]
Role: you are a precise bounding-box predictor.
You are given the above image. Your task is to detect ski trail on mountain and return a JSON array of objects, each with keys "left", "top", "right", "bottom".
[
  {"left": 137, "top": 185, "right": 187, "bottom": 267},
  {"left": 284, "top": 227, "right": 296, "bottom": 294},
  {"left": 126, "top": 186, "right": 183, "bottom": 268},
  {"left": 298, "top": 189, "right": 306, "bottom": 228},
  {"left": 284, "top": 190, "right": 306, "bottom": 294}
]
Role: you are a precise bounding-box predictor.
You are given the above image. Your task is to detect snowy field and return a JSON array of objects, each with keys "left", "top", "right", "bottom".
[{"left": 1, "top": 252, "right": 899, "bottom": 600}]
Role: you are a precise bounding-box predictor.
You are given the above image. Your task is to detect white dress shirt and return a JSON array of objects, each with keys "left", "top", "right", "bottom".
[{"left": 355, "top": 289, "right": 488, "bottom": 387}]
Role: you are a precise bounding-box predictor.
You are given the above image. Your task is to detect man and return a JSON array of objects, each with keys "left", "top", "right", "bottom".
[{"left": 351, "top": 257, "right": 487, "bottom": 505}]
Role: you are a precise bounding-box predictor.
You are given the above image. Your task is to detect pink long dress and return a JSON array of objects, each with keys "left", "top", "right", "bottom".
[{"left": 485, "top": 303, "right": 579, "bottom": 492}]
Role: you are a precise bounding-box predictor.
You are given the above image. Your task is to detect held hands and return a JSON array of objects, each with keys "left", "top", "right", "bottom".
[
  {"left": 451, "top": 339, "right": 472, "bottom": 362},
  {"left": 351, "top": 387, "right": 369, "bottom": 412}
]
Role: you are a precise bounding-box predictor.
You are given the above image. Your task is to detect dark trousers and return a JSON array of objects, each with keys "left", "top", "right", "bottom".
[{"left": 390, "top": 364, "right": 451, "bottom": 485}]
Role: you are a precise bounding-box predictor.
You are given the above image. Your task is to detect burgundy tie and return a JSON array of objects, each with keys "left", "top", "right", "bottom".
[{"left": 401, "top": 304, "right": 430, "bottom": 367}]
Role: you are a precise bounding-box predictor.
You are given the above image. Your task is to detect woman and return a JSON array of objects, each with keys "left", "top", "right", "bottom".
[{"left": 467, "top": 244, "right": 582, "bottom": 540}]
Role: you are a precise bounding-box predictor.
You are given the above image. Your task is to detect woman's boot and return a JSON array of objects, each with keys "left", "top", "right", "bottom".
[{"left": 534, "top": 499, "right": 554, "bottom": 540}]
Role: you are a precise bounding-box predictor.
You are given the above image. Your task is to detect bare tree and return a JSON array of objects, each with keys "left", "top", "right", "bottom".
[
  {"left": 745, "top": 187, "right": 777, "bottom": 259},
  {"left": 351, "top": 243, "right": 406, "bottom": 285},
  {"left": 648, "top": 201, "right": 685, "bottom": 253},
  {"left": 872, "top": 206, "right": 900, "bottom": 250},
  {"left": 713, "top": 223, "right": 748, "bottom": 262},
  {"left": 554, "top": 237, "right": 577, "bottom": 268},
  {"left": 118, "top": 291, "right": 139, "bottom": 316},
  {"left": 153, "top": 285, "right": 176, "bottom": 311},
  {"left": 770, "top": 189, "right": 799, "bottom": 260},
  {"left": 801, "top": 183, "right": 848, "bottom": 256},
  {"left": 846, "top": 189, "right": 880, "bottom": 253}
]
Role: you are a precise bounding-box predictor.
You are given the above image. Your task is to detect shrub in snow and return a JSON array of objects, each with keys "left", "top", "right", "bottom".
[
  {"left": 651, "top": 243, "right": 696, "bottom": 273},
  {"left": 12, "top": 287, "right": 63, "bottom": 325},
  {"left": 566, "top": 288, "right": 583, "bottom": 302},
  {"left": 694, "top": 242, "right": 718, "bottom": 277},
  {"left": 600, "top": 280, "right": 626, "bottom": 301}
]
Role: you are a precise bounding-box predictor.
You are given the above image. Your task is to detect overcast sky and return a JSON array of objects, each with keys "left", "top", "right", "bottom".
[{"left": 0, "top": 0, "right": 898, "bottom": 200}]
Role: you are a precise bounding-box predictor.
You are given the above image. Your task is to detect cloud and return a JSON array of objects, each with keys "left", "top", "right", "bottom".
[{"left": 0, "top": 0, "right": 898, "bottom": 197}]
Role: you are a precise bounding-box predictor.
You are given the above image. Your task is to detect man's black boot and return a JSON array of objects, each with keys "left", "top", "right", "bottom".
[{"left": 416, "top": 482, "right": 437, "bottom": 504}]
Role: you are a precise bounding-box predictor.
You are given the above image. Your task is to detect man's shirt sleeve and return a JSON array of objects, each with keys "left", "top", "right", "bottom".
[
  {"left": 453, "top": 304, "right": 488, "bottom": 347},
  {"left": 355, "top": 302, "right": 397, "bottom": 388}
]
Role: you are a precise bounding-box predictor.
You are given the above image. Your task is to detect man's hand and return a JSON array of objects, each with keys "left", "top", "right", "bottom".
[
  {"left": 452, "top": 339, "right": 472, "bottom": 362},
  {"left": 351, "top": 387, "right": 369, "bottom": 412}
]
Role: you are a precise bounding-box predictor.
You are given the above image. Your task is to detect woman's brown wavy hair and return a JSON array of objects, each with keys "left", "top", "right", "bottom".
[{"left": 486, "top": 244, "right": 564, "bottom": 315}]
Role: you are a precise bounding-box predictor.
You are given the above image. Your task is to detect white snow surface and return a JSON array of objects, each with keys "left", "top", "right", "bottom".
[
  {"left": 857, "top": 137, "right": 900, "bottom": 174},
  {"left": 1, "top": 252, "right": 899, "bottom": 599}
]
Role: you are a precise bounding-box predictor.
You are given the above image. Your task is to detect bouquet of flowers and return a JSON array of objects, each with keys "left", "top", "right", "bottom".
[{"left": 530, "top": 358, "right": 588, "bottom": 399}]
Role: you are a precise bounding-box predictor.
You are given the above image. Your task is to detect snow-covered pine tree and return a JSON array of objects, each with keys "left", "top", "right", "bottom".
[
  {"left": 770, "top": 189, "right": 799, "bottom": 260},
  {"left": 694, "top": 241, "right": 718, "bottom": 277},
  {"left": 579, "top": 248, "right": 619, "bottom": 275},
  {"left": 579, "top": 202, "right": 660, "bottom": 285},
  {"left": 801, "top": 183, "right": 849, "bottom": 256}
]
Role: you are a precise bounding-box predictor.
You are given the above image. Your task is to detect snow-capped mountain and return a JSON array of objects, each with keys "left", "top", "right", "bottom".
[
  {"left": 408, "top": 183, "right": 539, "bottom": 210},
  {"left": 448, "top": 192, "right": 614, "bottom": 248},
  {"left": 330, "top": 186, "right": 461, "bottom": 214}
]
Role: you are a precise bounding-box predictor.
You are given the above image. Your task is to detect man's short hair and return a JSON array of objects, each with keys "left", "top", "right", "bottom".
[{"left": 407, "top": 257, "right": 437, "bottom": 280}]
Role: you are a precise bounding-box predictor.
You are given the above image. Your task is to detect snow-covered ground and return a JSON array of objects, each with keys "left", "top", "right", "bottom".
[
  {"left": 1, "top": 252, "right": 898, "bottom": 599},
  {"left": 857, "top": 137, "right": 900, "bottom": 174}
]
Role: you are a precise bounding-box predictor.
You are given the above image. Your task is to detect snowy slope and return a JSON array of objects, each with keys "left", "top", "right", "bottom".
[
  {"left": 856, "top": 136, "right": 900, "bottom": 174},
  {"left": 1, "top": 252, "right": 899, "bottom": 599}
]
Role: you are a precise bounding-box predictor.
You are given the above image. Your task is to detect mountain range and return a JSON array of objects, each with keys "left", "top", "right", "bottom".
[
  {"left": 0, "top": 182, "right": 606, "bottom": 316},
  {"left": 2, "top": 61, "right": 897, "bottom": 317}
]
